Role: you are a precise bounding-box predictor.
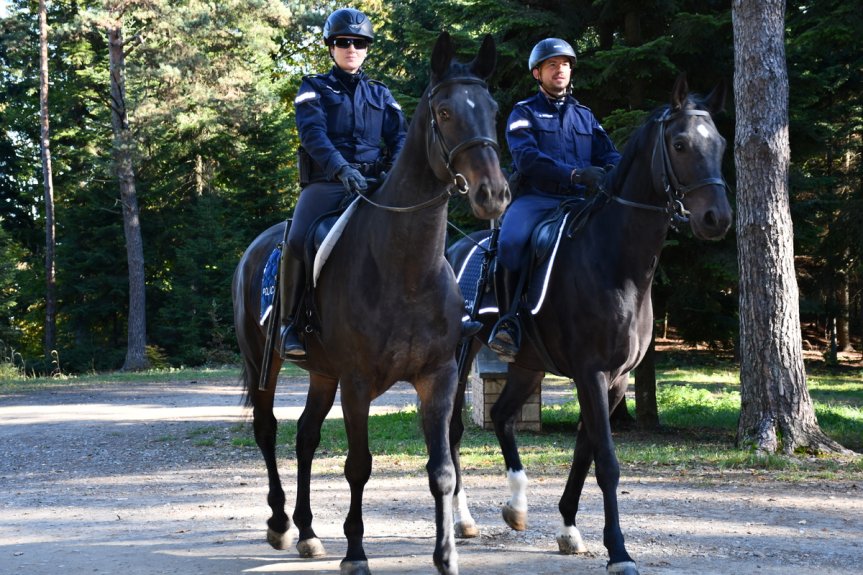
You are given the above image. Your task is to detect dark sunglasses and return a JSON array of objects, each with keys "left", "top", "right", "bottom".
[{"left": 333, "top": 37, "right": 369, "bottom": 50}]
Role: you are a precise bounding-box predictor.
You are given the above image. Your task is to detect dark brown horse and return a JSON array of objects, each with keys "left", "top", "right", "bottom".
[
  {"left": 447, "top": 75, "right": 732, "bottom": 575},
  {"left": 232, "top": 33, "right": 509, "bottom": 575}
]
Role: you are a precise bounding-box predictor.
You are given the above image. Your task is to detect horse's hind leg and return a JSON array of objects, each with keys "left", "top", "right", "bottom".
[
  {"left": 451, "top": 339, "right": 483, "bottom": 539},
  {"left": 248, "top": 358, "right": 293, "bottom": 550},
  {"left": 416, "top": 368, "right": 459, "bottom": 575},
  {"left": 490, "top": 364, "right": 544, "bottom": 531},
  {"left": 292, "top": 372, "right": 338, "bottom": 558}
]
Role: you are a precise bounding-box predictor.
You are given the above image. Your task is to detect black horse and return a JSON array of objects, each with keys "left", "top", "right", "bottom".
[
  {"left": 447, "top": 75, "right": 732, "bottom": 575},
  {"left": 232, "top": 33, "right": 509, "bottom": 575}
]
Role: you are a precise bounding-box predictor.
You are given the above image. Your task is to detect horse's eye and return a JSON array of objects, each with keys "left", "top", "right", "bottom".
[
  {"left": 673, "top": 142, "right": 685, "bottom": 152},
  {"left": 438, "top": 109, "right": 450, "bottom": 121}
]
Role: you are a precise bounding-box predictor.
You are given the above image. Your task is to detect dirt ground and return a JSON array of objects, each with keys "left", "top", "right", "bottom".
[{"left": 1, "top": 375, "right": 861, "bottom": 575}]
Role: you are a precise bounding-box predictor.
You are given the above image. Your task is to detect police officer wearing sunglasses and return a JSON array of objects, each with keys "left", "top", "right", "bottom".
[{"left": 279, "top": 8, "right": 407, "bottom": 358}]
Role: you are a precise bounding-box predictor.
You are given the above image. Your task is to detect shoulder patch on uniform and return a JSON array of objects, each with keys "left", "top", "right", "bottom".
[
  {"left": 508, "top": 118, "right": 531, "bottom": 131},
  {"left": 294, "top": 90, "right": 318, "bottom": 104}
]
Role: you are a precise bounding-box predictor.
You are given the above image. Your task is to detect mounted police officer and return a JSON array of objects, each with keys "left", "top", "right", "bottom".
[
  {"left": 488, "top": 38, "right": 622, "bottom": 361},
  {"left": 279, "top": 7, "right": 408, "bottom": 358}
]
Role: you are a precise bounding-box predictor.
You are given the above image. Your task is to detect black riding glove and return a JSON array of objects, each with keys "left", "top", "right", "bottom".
[
  {"left": 571, "top": 166, "right": 606, "bottom": 194},
  {"left": 337, "top": 165, "right": 368, "bottom": 194}
]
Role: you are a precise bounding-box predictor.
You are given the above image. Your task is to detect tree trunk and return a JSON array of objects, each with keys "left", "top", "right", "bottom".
[
  {"left": 108, "top": 25, "right": 149, "bottom": 371},
  {"left": 39, "top": 0, "right": 57, "bottom": 365},
  {"left": 732, "top": 0, "right": 849, "bottom": 454},
  {"left": 634, "top": 333, "right": 659, "bottom": 430},
  {"left": 835, "top": 273, "right": 852, "bottom": 352}
]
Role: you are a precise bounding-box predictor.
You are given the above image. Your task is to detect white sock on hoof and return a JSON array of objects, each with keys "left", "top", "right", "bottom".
[
  {"left": 506, "top": 469, "right": 528, "bottom": 512},
  {"left": 453, "top": 489, "right": 475, "bottom": 526},
  {"left": 556, "top": 523, "right": 587, "bottom": 554}
]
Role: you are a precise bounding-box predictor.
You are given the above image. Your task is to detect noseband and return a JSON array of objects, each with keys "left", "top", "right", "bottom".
[
  {"left": 428, "top": 77, "right": 500, "bottom": 196},
  {"left": 612, "top": 108, "right": 728, "bottom": 225}
]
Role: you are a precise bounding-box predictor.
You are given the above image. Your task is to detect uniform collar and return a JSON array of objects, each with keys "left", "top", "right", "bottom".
[{"left": 331, "top": 65, "right": 366, "bottom": 88}]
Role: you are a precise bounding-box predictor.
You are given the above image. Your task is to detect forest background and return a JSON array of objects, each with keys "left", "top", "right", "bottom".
[{"left": 0, "top": 0, "right": 860, "bottom": 374}]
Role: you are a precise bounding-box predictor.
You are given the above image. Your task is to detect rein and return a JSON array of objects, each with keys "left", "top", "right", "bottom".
[
  {"left": 356, "top": 76, "right": 500, "bottom": 214},
  {"left": 609, "top": 108, "right": 728, "bottom": 225}
]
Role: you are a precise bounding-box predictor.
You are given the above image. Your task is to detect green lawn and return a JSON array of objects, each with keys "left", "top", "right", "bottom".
[
  {"left": 243, "top": 360, "right": 863, "bottom": 480},
  {"left": 3, "top": 356, "right": 860, "bottom": 479}
]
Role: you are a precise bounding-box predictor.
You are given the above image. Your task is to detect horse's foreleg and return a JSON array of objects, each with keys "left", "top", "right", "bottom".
[
  {"left": 292, "top": 373, "right": 338, "bottom": 558},
  {"left": 574, "top": 373, "right": 638, "bottom": 575},
  {"left": 417, "top": 368, "right": 459, "bottom": 575},
  {"left": 490, "top": 365, "right": 544, "bottom": 531},
  {"left": 250, "top": 379, "right": 292, "bottom": 550},
  {"left": 556, "top": 423, "right": 592, "bottom": 554},
  {"left": 338, "top": 383, "right": 372, "bottom": 575}
]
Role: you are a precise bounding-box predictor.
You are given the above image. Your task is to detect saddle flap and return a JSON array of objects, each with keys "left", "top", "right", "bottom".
[
  {"left": 312, "top": 196, "right": 361, "bottom": 286},
  {"left": 526, "top": 211, "right": 570, "bottom": 316}
]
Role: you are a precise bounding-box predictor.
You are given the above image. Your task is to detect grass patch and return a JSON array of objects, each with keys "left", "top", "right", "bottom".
[
  {"left": 0, "top": 366, "right": 242, "bottom": 393},
  {"left": 226, "top": 361, "right": 862, "bottom": 481}
]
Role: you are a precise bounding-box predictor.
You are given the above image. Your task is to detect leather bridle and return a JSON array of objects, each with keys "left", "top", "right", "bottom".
[
  {"left": 357, "top": 76, "right": 502, "bottom": 213},
  {"left": 610, "top": 107, "right": 728, "bottom": 224}
]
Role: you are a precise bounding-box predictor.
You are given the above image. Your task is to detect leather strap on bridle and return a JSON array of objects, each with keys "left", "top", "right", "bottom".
[
  {"left": 609, "top": 107, "right": 728, "bottom": 225},
  {"left": 357, "top": 76, "right": 502, "bottom": 213},
  {"left": 428, "top": 77, "right": 500, "bottom": 196}
]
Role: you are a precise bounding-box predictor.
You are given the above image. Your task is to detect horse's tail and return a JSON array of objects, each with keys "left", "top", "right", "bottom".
[{"left": 240, "top": 361, "right": 255, "bottom": 409}]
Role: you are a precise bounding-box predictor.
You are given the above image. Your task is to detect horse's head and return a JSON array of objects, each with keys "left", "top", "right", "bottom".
[
  {"left": 426, "top": 32, "right": 510, "bottom": 220},
  {"left": 655, "top": 74, "right": 733, "bottom": 240}
]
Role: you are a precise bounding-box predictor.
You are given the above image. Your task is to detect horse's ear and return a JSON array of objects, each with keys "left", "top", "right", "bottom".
[
  {"left": 704, "top": 79, "right": 727, "bottom": 115},
  {"left": 431, "top": 31, "right": 455, "bottom": 80},
  {"left": 470, "top": 34, "right": 496, "bottom": 79},
  {"left": 671, "top": 73, "right": 689, "bottom": 111}
]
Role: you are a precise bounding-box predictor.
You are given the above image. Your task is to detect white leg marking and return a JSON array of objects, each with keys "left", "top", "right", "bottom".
[
  {"left": 453, "top": 489, "right": 475, "bottom": 526},
  {"left": 507, "top": 469, "right": 528, "bottom": 512}
]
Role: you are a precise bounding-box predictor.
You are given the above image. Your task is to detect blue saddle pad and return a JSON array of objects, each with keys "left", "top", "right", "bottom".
[
  {"left": 454, "top": 236, "right": 497, "bottom": 317},
  {"left": 259, "top": 247, "right": 281, "bottom": 325}
]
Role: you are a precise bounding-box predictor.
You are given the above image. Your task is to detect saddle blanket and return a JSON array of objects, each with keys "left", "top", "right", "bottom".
[
  {"left": 454, "top": 235, "right": 498, "bottom": 317},
  {"left": 259, "top": 246, "right": 281, "bottom": 326},
  {"left": 454, "top": 211, "right": 570, "bottom": 317}
]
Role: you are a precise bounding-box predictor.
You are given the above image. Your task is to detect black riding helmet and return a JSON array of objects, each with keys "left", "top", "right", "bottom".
[
  {"left": 323, "top": 8, "right": 374, "bottom": 44},
  {"left": 528, "top": 38, "right": 576, "bottom": 70}
]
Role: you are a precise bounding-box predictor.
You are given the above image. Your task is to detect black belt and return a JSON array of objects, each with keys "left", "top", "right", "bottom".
[{"left": 531, "top": 177, "right": 571, "bottom": 195}]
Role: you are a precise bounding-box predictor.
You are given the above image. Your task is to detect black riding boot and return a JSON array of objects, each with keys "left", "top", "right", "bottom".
[
  {"left": 278, "top": 252, "right": 306, "bottom": 359},
  {"left": 461, "top": 312, "right": 483, "bottom": 338},
  {"left": 488, "top": 266, "right": 524, "bottom": 362}
]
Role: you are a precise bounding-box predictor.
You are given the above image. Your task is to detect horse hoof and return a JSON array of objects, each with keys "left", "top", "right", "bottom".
[
  {"left": 556, "top": 525, "right": 587, "bottom": 554},
  {"left": 501, "top": 503, "right": 527, "bottom": 531},
  {"left": 608, "top": 561, "right": 639, "bottom": 575},
  {"left": 266, "top": 527, "right": 293, "bottom": 550},
  {"left": 296, "top": 537, "right": 326, "bottom": 558},
  {"left": 454, "top": 519, "right": 479, "bottom": 538},
  {"left": 340, "top": 559, "right": 371, "bottom": 575}
]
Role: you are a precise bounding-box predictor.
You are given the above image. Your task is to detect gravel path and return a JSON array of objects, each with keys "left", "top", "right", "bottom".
[{"left": 1, "top": 375, "right": 861, "bottom": 574}]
